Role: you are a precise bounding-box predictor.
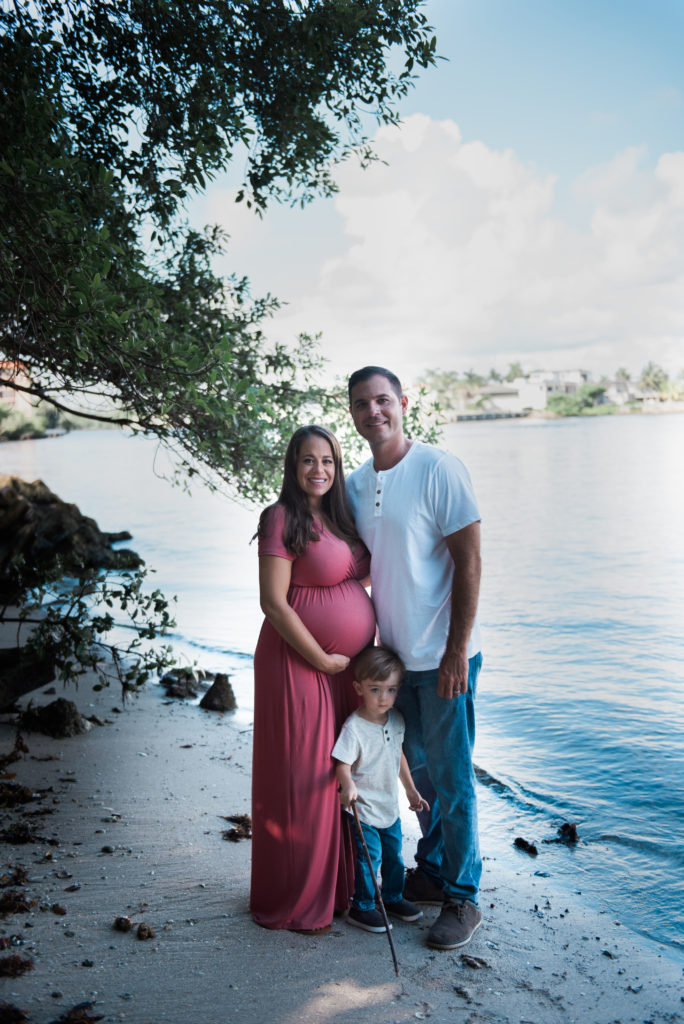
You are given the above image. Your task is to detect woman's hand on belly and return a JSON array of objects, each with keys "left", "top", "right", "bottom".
[{"left": 321, "top": 652, "right": 351, "bottom": 675}]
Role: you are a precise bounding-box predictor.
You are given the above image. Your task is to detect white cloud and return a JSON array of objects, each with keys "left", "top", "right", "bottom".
[
  {"left": 195, "top": 116, "right": 684, "bottom": 383},
  {"left": 264, "top": 116, "right": 684, "bottom": 381}
]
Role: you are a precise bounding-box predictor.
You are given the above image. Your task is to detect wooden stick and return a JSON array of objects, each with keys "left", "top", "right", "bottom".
[{"left": 351, "top": 801, "right": 400, "bottom": 976}]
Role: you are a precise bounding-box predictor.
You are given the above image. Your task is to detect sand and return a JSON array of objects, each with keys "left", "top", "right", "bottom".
[{"left": 0, "top": 666, "right": 682, "bottom": 1024}]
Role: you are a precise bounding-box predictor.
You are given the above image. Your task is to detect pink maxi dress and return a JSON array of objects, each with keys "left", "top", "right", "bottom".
[{"left": 251, "top": 504, "right": 376, "bottom": 930}]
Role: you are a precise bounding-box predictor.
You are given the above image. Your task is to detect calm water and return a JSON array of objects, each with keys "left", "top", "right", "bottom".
[{"left": 2, "top": 414, "right": 683, "bottom": 953}]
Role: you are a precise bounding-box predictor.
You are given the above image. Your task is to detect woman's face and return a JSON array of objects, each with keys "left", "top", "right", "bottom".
[{"left": 295, "top": 435, "right": 335, "bottom": 509}]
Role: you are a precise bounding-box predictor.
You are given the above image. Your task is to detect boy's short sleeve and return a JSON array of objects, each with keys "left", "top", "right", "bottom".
[
  {"left": 331, "top": 718, "right": 361, "bottom": 764},
  {"left": 258, "top": 504, "right": 295, "bottom": 561}
]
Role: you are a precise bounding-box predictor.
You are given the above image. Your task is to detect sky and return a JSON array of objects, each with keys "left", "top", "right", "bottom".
[{"left": 190, "top": 0, "right": 684, "bottom": 387}]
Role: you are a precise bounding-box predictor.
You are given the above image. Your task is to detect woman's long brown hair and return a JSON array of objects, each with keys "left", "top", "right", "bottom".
[{"left": 256, "top": 425, "right": 359, "bottom": 556}]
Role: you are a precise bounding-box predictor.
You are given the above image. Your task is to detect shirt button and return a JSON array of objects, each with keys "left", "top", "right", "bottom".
[{"left": 375, "top": 502, "right": 380, "bottom": 507}]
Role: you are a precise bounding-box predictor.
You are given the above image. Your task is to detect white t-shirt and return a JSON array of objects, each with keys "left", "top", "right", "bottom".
[
  {"left": 346, "top": 441, "right": 482, "bottom": 670},
  {"left": 331, "top": 708, "right": 404, "bottom": 829}
]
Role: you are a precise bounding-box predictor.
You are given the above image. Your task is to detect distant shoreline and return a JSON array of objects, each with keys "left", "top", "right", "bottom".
[{"left": 453, "top": 402, "right": 684, "bottom": 422}]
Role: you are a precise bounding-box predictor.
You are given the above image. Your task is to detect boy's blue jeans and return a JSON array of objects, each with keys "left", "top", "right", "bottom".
[
  {"left": 395, "top": 653, "right": 483, "bottom": 905},
  {"left": 351, "top": 816, "right": 404, "bottom": 911}
]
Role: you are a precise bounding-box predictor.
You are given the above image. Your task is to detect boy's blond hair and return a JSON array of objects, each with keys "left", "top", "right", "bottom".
[{"left": 353, "top": 645, "right": 405, "bottom": 683}]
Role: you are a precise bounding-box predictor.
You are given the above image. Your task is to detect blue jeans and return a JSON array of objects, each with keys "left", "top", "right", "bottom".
[
  {"left": 395, "top": 653, "right": 482, "bottom": 904},
  {"left": 351, "top": 816, "right": 405, "bottom": 911}
]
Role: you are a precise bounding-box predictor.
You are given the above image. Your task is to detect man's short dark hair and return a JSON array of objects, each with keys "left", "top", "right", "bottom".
[
  {"left": 348, "top": 366, "right": 403, "bottom": 404},
  {"left": 353, "top": 645, "right": 405, "bottom": 683}
]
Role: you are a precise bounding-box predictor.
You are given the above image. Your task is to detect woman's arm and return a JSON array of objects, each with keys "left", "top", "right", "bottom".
[{"left": 259, "top": 555, "right": 350, "bottom": 675}]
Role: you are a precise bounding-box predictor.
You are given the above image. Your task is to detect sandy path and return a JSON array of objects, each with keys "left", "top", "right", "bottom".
[{"left": 0, "top": 676, "right": 682, "bottom": 1024}]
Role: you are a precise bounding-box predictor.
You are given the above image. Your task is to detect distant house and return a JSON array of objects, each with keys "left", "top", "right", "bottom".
[
  {"left": 479, "top": 369, "right": 592, "bottom": 413},
  {"left": 604, "top": 379, "right": 640, "bottom": 406},
  {"left": 477, "top": 383, "right": 528, "bottom": 413}
]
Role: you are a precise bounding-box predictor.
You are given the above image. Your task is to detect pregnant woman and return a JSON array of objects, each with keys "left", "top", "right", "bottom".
[{"left": 250, "top": 425, "right": 376, "bottom": 934}]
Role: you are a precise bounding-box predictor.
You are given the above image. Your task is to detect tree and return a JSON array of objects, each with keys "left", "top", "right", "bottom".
[
  {"left": 547, "top": 383, "right": 607, "bottom": 417},
  {"left": 505, "top": 361, "right": 524, "bottom": 382},
  {"left": 1, "top": 0, "right": 438, "bottom": 504},
  {"left": 0, "top": 1, "right": 439, "bottom": 697},
  {"left": 639, "top": 361, "right": 669, "bottom": 394},
  {"left": 615, "top": 367, "right": 631, "bottom": 383}
]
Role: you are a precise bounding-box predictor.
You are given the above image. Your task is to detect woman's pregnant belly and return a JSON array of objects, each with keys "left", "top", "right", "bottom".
[{"left": 290, "top": 579, "right": 375, "bottom": 657}]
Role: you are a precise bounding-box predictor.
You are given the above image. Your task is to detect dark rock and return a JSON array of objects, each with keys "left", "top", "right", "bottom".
[
  {"left": 159, "top": 668, "right": 209, "bottom": 700},
  {"left": 200, "top": 673, "right": 237, "bottom": 712},
  {"left": 514, "top": 836, "right": 538, "bottom": 856},
  {"left": 542, "top": 821, "right": 580, "bottom": 846},
  {"left": 0, "top": 474, "right": 142, "bottom": 599},
  {"left": 0, "top": 648, "right": 56, "bottom": 710},
  {"left": 20, "top": 698, "right": 92, "bottom": 738},
  {"left": 557, "top": 821, "right": 579, "bottom": 844}
]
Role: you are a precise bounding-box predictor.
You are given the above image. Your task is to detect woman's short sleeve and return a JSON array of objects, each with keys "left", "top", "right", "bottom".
[
  {"left": 353, "top": 540, "right": 371, "bottom": 580},
  {"left": 258, "top": 504, "right": 296, "bottom": 561}
]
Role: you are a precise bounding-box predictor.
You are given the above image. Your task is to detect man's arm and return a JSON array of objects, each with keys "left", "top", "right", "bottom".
[{"left": 437, "top": 521, "right": 481, "bottom": 700}]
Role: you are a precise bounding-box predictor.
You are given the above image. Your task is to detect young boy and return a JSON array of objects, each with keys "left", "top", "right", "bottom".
[{"left": 332, "top": 645, "right": 430, "bottom": 933}]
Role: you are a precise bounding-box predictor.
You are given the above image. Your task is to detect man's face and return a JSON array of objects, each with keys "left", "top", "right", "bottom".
[{"left": 349, "top": 374, "right": 408, "bottom": 446}]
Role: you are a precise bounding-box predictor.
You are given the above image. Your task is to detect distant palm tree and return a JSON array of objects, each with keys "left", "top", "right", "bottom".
[{"left": 639, "top": 361, "right": 669, "bottom": 393}]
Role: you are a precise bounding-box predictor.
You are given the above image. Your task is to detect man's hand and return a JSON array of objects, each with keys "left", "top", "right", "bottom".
[{"left": 437, "top": 648, "right": 469, "bottom": 699}]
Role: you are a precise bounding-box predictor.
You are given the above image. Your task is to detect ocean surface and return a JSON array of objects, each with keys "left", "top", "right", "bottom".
[{"left": 2, "top": 413, "right": 683, "bottom": 954}]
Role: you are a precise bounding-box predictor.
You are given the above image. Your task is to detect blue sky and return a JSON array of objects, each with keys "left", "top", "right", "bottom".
[
  {"left": 414, "top": 0, "right": 683, "bottom": 181},
  {"left": 192, "top": 0, "right": 684, "bottom": 385}
]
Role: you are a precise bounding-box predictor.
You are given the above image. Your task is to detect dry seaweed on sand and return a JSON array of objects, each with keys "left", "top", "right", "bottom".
[
  {"left": 460, "top": 954, "right": 490, "bottom": 970},
  {"left": 0, "top": 865, "right": 29, "bottom": 887},
  {"left": 0, "top": 1002, "right": 30, "bottom": 1023},
  {"left": 0, "top": 953, "right": 34, "bottom": 977},
  {"left": 49, "top": 1002, "right": 104, "bottom": 1024},
  {"left": 0, "top": 889, "right": 36, "bottom": 918},
  {"left": 136, "top": 922, "right": 155, "bottom": 940},
  {"left": 0, "top": 733, "right": 29, "bottom": 772},
  {"left": 0, "top": 822, "right": 51, "bottom": 845},
  {"left": 0, "top": 782, "right": 36, "bottom": 808},
  {"left": 220, "top": 813, "right": 252, "bottom": 841}
]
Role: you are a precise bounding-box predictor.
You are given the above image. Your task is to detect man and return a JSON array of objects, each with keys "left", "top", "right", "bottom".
[{"left": 346, "top": 365, "right": 483, "bottom": 950}]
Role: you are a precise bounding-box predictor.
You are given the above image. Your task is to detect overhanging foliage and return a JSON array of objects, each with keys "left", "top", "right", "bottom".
[{"left": 1, "top": 0, "right": 437, "bottom": 503}]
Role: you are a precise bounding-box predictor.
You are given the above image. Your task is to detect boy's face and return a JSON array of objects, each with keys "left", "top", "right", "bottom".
[{"left": 353, "top": 670, "right": 402, "bottom": 721}]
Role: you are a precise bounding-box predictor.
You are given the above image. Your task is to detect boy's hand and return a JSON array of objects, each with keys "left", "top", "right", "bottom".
[
  {"left": 338, "top": 780, "right": 358, "bottom": 810},
  {"left": 406, "top": 788, "right": 430, "bottom": 813}
]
